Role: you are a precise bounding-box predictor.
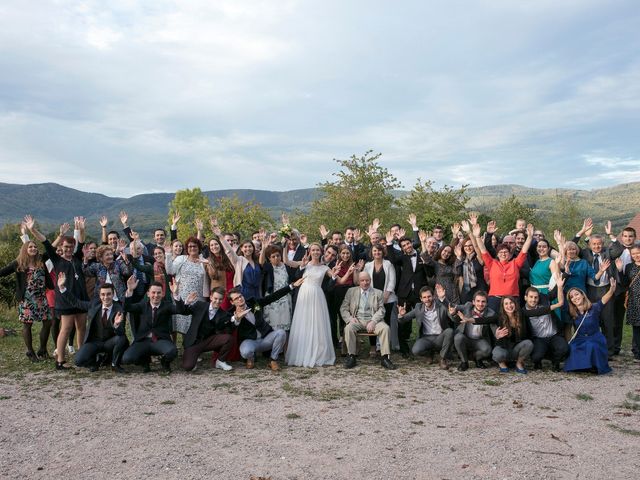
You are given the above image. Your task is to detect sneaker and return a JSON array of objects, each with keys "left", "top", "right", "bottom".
[
  {"left": 515, "top": 367, "right": 528, "bottom": 374},
  {"left": 215, "top": 359, "right": 233, "bottom": 371},
  {"left": 67, "top": 345, "right": 75, "bottom": 355},
  {"left": 499, "top": 367, "right": 509, "bottom": 373},
  {"left": 268, "top": 360, "right": 280, "bottom": 371}
]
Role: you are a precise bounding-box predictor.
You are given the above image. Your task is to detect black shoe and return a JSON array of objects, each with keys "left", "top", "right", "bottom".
[
  {"left": 160, "top": 358, "right": 172, "bottom": 373},
  {"left": 476, "top": 360, "right": 487, "bottom": 369},
  {"left": 26, "top": 351, "right": 40, "bottom": 363},
  {"left": 457, "top": 361, "right": 469, "bottom": 372},
  {"left": 112, "top": 365, "right": 127, "bottom": 374},
  {"left": 36, "top": 350, "right": 50, "bottom": 361},
  {"left": 89, "top": 365, "right": 99, "bottom": 372},
  {"left": 55, "top": 361, "right": 71, "bottom": 370},
  {"left": 533, "top": 361, "right": 542, "bottom": 370},
  {"left": 344, "top": 355, "right": 357, "bottom": 369},
  {"left": 551, "top": 362, "right": 561, "bottom": 372},
  {"left": 142, "top": 362, "right": 151, "bottom": 373},
  {"left": 381, "top": 357, "right": 396, "bottom": 370}
]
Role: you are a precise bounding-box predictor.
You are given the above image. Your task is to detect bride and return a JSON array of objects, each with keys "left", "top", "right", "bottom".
[{"left": 286, "top": 243, "right": 336, "bottom": 367}]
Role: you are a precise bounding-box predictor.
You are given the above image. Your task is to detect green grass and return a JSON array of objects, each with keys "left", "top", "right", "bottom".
[
  {"left": 608, "top": 424, "right": 640, "bottom": 436},
  {"left": 576, "top": 393, "right": 594, "bottom": 401},
  {"left": 285, "top": 412, "right": 301, "bottom": 419},
  {"left": 483, "top": 379, "right": 503, "bottom": 386}
]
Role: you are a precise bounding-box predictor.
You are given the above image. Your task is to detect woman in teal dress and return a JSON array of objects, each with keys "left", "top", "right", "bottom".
[{"left": 529, "top": 239, "right": 560, "bottom": 300}]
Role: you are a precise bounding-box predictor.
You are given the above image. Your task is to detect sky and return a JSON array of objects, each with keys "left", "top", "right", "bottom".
[{"left": 1, "top": 0, "right": 639, "bottom": 198}]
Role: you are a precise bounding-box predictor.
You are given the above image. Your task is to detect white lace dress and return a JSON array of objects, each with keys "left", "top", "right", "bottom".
[
  {"left": 263, "top": 264, "right": 293, "bottom": 331},
  {"left": 286, "top": 264, "right": 335, "bottom": 367}
]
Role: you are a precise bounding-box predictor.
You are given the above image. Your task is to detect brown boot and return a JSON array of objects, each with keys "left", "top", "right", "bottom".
[
  {"left": 246, "top": 358, "right": 255, "bottom": 369},
  {"left": 439, "top": 359, "right": 449, "bottom": 370},
  {"left": 269, "top": 360, "right": 281, "bottom": 371}
]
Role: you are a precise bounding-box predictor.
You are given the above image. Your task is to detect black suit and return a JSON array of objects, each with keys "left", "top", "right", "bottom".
[
  {"left": 63, "top": 291, "right": 129, "bottom": 368},
  {"left": 177, "top": 301, "right": 233, "bottom": 370},
  {"left": 388, "top": 248, "right": 434, "bottom": 354},
  {"left": 121, "top": 296, "right": 180, "bottom": 367}
]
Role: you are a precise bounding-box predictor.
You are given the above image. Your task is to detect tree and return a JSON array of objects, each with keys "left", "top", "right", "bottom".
[
  {"left": 542, "top": 194, "right": 583, "bottom": 242},
  {"left": 0, "top": 223, "right": 23, "bottom": 307},
  {"left": 167, "top": 188, "right": 214, "bottom": 242},
  {"left": 492, "top": 195, "right": 538, "bottom": 233},
  {"left": 295, "top": 151, "right": 402, "bottom": 240},
  {"left": 211, "top": 194, "right": 274, "bottom": 240},
  {"left": 397, "top": 179, "right": 469, "bottom": 239}
]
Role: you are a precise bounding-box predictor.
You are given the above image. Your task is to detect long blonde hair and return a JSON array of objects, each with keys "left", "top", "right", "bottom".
[{"left": 16, "top": 242, "right": 44, "bottom": 272}]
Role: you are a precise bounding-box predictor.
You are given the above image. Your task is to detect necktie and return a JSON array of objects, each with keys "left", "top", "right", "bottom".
[
  {"left": 102, "top": 309, "right": 109, "bottom": 328},
  {"left": 593, "top": 254, "right": 600, "bottom": 285},
  {"left": 151, "top": 307, "right": 158, "bottom": 342}
]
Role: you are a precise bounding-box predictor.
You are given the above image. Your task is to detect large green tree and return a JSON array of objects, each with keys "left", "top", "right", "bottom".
[
  {"left": 293, "top": 151, "right": 402, "bottom": 241},
  {"left": 167, "top": 188, "right": 214, "bottom": 242},
  {"left": 491, "top": 194, "right": 538, "bottom": 233},
  {"left": 397, "top": 179, "right": 469, "bottom": 238},
  {"left": 211, "top": 194, "right": 274, "bottom": 239}
]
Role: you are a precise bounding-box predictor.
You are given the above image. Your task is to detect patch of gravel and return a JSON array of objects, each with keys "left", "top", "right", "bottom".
[{"left": 0, "top": 356, "right": 639, "bottom": 479}]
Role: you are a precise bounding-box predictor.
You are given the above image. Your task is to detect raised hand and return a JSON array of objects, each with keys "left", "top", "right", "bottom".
[
  {"left": 580, "top": 217, "right": 593, "bottom": 235},
  {"left": 354, "top": 228, "right": 362, "bottom": 243},
  {"left": 385, "top": 230, "right": 394, "bottom": 244},
  {"left": 24, "top": 215, "right": 35, "bottom": 231},
  {"left": 397, "top": 228, "right": 406, "bottom": 238},
  {"left": 99, "top": 215, "right": 108, "bottom": 228},
  {"left": 356, "top": 259, "right": 365, "bottom": 271},
  {"left": 472, "top": 223, "right": 481, "bottom": 237},
  {"left": 281, "top": 212, "right": 290, "bottom": 226},
  {"left": 127, "top": 275, "right": 139, "bottom": 292},
  {"left": 526, "top": 224, "right": 534, "bottom": 236},
  {"left": 599, "top": 258, "right": 611, "bottom": 273},
  {"left": 397, "top": 304, "right": 407, "bottom": 317},
  {"left": 418, "top": 230, "right": 427, "bottom": 243},
  {"left": 486, "top": 220, "right": 497, "bottom": 234},
  {"left": 615, "top": 257, "right": 623, "bottom": 271},
  {"left": 300, "top": 233, "right": 308, "bottom": 245},
  {"left": 171, "top": 211, "right": 181, "bottom": 226},
  {"left": 408, "top": 213, "right": 417, "bottom": 229},
  {"left": 59, "top": 222, "right": 70, "bottom": 236},
  {"left": 604, "top": 220, "right": 612, "bottom": 236},
  {"left": 555, "top": 274, "right": 565, "bottom": 289},
  {"left": 185, "top": 292, "right": 198, "bottom": 304},
  {"left": 468, "top": 212, "right": 478, "bottom": 226},
  {"left": 371, "top": 218, "right": 380, "bottom": 232},
  {"left": 454, "top": 243, "right": 462, "bottom": 259},
  {"left": 20, "top": 222, "right": 27, "bottom": 236},
  {"left": 209, "top": 217, "right": 221, "bottom": 236},
  {"left": 113, "top": 312, "right": 123, "bottom": 328},
  {"left": 194, "top": 218, "right": 204, "bottom": 232},
  {"left": 117, "top": 238, "right": 127, "bottom": 253},
  {"left": 460, "top": 220, "right": 471, "bottom": 233},
  {"left": 168, "top": 278, "right": 179, "bottom": 296},
  {"left": 451, "top": 223, "right": 461, "bottom": 236},
  {"left": 76, "top": 216, "right": 86, "bottom": 231},
  {"left": 319, "top": 224, "right": 329, "bottom": 239},
  {"left": 553, "top": 229, "right": 562, "bottom": 245},
  {"left": 57, "top": 271, "right": 67, "bottom": 290},
  {"left": 300, "top": 251, "right": 310, "bottom": 268},
  {"left": 119, "top": 211, "right": 128, "bottom": 227}
]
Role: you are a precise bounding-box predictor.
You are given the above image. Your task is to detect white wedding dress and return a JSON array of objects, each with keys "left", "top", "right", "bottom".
[{"left": 286, "top": 264, "right": 336, "bottom": 367}]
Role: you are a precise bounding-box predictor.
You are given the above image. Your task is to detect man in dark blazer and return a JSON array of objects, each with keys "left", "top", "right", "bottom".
[
  {"left": 229, "top": 277, "right": 304, "bottom": 371},
  {"left": 57, "top": 273, "right": 129, "bottom": 373},
  {"left": 121, "top": 276, "right": 180, "bottom": 372},
  {"left": 449, "top": 291, "right": 498, "bottom": 371},
  {"left": 387, "top": 236, "right": 434, "bottom": 357},
  {"left": 177, "top": 287, "right": 234, "bottom": 372},
  {"left": 397, "top": 285, "right": 453, "bottom": 369}
]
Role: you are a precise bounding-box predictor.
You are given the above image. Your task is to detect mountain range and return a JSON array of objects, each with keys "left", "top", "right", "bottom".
[{"left": 1, "top": 181, "right": 638, "bottom": 236}]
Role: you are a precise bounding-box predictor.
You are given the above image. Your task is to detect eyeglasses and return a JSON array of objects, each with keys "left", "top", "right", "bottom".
[{"left": 187, "top": 245, "right": 199, "bottom": 249}]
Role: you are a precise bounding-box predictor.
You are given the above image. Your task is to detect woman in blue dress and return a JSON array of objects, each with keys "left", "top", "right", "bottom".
[{"left": 563, "top": 278, "right": 615, "bottom": 374}]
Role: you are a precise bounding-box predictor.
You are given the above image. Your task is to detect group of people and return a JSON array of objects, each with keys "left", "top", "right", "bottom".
[{"left": 2, "top": 209, "right": 639, "bottom": 377}]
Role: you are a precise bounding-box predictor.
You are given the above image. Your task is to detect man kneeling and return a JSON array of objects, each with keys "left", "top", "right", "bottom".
[
  {"left": 178, "top": 287, "right": 234, "bottom": 371},
  {"left": 340, "top": 272, "right": 396, "bottom": 370}
]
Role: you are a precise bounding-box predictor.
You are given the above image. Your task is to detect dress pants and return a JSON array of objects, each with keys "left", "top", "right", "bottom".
[
  {"left": 411, "top": 328, "right": 453, "bottom": 358},
  {"left": 239, "top": 329, "right": 286, "bottom": 360},
  {"left": 122, "top": 338, "right": 177, "bottom": 365},
  {"left": 492, "top": 340, "right": 534, "bottom": 363},
  {"left": 344, "top": 320, "right": 391, "bottom": 356},
  {"left": 531, "top": 335, "right": 569, "bottom": 364},
  {"left": 397, "top": 293, "right": 418, "bottom": 354},
  {"left": 613, "top": 293, "right": 626, "bottom": 354},
  {"left": 182, "top": 334, "right": 233, "bottom": 371},
  {"left": 75, "top": 336, "right": 129, "bottom": 367},
  {"left": 454, "top": 334, "right": 491, "bottom": 362}
]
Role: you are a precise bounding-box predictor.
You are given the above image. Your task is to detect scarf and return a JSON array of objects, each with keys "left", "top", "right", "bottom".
[{"left": 463, "top": 255, "right": 478, "bottom": 289}]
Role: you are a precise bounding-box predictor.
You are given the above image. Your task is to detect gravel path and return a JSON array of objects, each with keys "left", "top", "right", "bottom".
[{"left": 1, "top": 356, "right": 639, "bottom": 479}]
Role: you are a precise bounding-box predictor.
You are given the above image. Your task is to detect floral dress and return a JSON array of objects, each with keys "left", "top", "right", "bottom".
[
  {"left": 173, "top": 259, "right": 206, "bottom": 334},
  {"left": 18, "top": 267, "right": 51, "bottom": 324},
  {"left": 263, "top": 264, "right": 293, "bottom": 331}
]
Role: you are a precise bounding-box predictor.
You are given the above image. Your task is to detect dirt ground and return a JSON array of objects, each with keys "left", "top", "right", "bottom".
[{"left": 0, "top": 354, "right": 639, "bottom": 480}]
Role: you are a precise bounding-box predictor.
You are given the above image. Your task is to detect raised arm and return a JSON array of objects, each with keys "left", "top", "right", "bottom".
[
  {"left": 521, "top": 224, "right": 534, "bottom": 254},
  {"left": 472, "top": 223, "right": 487, "bottom": 255},
  {"left": 601, "top": 278, "right": 616, "bottom": 305},
  {"left": 24, "top": 215, "right": 46, "bottom": 242}
]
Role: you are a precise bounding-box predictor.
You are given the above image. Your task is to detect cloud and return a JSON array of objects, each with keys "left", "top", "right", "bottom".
[{"left": 0, "top": 1, "right": 639, "bottom": 197}]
